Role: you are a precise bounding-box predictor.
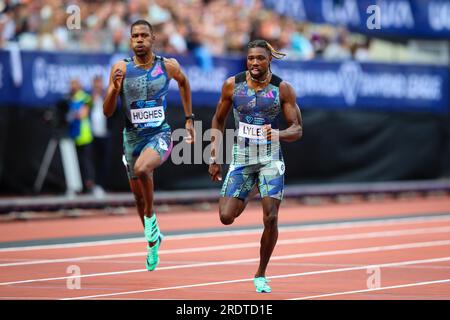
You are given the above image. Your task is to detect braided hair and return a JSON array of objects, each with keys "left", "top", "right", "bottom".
[{"left": 247, "top": 39, "right": 287, "bottom": 59}]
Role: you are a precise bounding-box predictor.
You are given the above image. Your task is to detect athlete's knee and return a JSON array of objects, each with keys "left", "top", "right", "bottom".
[
  {"left": 134, "top": 163, "right": 153, "bottom": 179},
  {"left": 263, "top": 209, "right": 278, "bottom": 229},
  {"left": 220, "top": 213, "right": 235, "bottom": 225},
  {"left": 219, "top": 209, "right": 235, "bottom": 225}
]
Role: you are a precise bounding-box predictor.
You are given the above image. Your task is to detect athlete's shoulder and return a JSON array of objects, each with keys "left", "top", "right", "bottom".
[
  {"left": 234, "top": 71, "right": 247, "bottom": 84},
  {"left": 219, "top": 76, "right": 235, "bottom": 98},
  {"left": 279, "top": 79, "right": 296, "bottom": 100},
  {"left": 270, "top": 73, "right": 283, "bottom": 87},
  {"left": 162, "top": 57, "right": 180, "bottom": 69},
  {"left": 223, "top": 71, "right": 246, "bottom": 87},
  {"left": 279, "top": 79, "right": 294, "bottom": 91},
  {"left": 222, "top": 76, "right": 236, "bottom": 90}
]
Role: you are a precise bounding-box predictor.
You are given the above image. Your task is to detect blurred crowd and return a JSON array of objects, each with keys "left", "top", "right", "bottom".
[{"left": 0, "top": 0, "right": 374, "bottom": 61}]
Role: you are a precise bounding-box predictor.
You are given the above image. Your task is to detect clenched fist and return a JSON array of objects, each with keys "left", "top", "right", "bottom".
[{"left": 113, "top": 69, "right": 124, "bottom": 90}]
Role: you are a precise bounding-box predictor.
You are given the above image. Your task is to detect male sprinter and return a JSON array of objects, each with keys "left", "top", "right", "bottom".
[
  {"left": 208, "top": 40, "right": 302, "bottom": 292},
  {"left": 104, "top": 20, "right": 195, "bottom": 271}
]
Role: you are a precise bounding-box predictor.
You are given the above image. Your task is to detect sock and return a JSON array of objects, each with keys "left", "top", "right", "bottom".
[{"left": 144, "top": 213, "right": 160, "bottom": 243}]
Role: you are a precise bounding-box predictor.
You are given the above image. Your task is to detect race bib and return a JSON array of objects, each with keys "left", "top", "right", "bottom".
[
  {"left": 238, "top": 122, "right": 268, "bottom": 140},
  {"left": 130, "top": 100, "right": 165, "bottom": 128}
]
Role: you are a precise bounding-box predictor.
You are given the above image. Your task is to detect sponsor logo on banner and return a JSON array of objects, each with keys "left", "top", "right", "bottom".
[
  {"left": 379, "top": 0, "right": 414, "bottom": 29},
  {"left": 339, "top": 62, "right": 362, "bottom": 105},
  {"left": 322, "top": 0, "right": 360, "bottom": 26},
  {"left": 429, "top": 1, "right": 450, "bottom": 31},
  {"left": 32, "top": 57, "right": 49, "bottom": 98},
  {"left": 263, "top": 0, "right": 306, "bottom": 21},
  {"left": 31, "top": 56, "right": 110, "bottom": 99},
  {"left": 168, "top": 66, "right": 227, "bottom": 93},
  {"left": 272, "top": 61, "right": 443, "bottom": 106}
]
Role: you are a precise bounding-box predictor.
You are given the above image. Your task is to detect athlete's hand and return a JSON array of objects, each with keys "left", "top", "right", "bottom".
[
  {"left": 263, "top": 125, "right": 279, "bottom": 142},
  {"left": 112, "top": 69, "right": 124, "bottom": 90},
  {"left": 185, "top": 119, "right": 195, "bottom": 144},
  {"left": 209, "top": 163, "right": 222, "bottom": 182}
]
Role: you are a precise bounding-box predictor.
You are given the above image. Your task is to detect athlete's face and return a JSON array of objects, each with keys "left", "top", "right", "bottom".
[
  {"left": 247, "top": 47, "right": 271, "bottom": 79},
  {"left": 130, "top": 24, "right": 154, "bottom": 56}
]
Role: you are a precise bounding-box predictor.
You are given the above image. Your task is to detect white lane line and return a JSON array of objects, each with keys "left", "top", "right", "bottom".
[
  {"left": 62, "top": 256, "right": 450, "bottom": 300},
  {"left": 2, "top": 225, "right": 450, "bottom": 268},
  {"left": 289, "top": 278, "right": 450, "bottom": 300},
  {"left": 2, "top": 239, "right": 450, "bottom": 287},
  {"left": 1, "top": 214, "right": 450, "bottom": 253}
]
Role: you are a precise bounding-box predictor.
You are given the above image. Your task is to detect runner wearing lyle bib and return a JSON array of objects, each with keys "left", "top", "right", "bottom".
[
  {"left": 209, "top": 40, "right": 303, "bottom": 293},
  {"left": 221, "top": 70, "right": 285, "bottom": 200}
]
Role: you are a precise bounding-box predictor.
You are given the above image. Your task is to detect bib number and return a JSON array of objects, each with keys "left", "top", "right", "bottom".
[
  {"left": 130, "top": 100, "right": 165, "bottom": 128},
  {"left": 238, "top": 122, "right": 268, "bottom": 141}
]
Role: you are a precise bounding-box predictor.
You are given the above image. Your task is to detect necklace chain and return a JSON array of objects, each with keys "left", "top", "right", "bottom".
[
  {"left": 250, "top": 71, "right": 271, "bottom": 84},
  {"left": 134, "top": 55, "right": 154, "bottom": 67}
]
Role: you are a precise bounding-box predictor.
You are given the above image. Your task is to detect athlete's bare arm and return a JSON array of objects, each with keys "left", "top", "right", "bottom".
[
  {"left": 103, "top": 61, "right": 126, "bottom": 118},
  {"left": 209, "top": 77, "right": 234, "bottom": 182},
  {"left": 164, "top": 58, "right": 195, "bottom": 144},
  {"left": 266, "top": 81, "right": 302, "bottom": 142}
]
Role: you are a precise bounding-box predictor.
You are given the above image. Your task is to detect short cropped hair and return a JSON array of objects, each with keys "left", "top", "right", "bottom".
[{"left": 130, "top": 20, "right": 154, "bottom": 35}]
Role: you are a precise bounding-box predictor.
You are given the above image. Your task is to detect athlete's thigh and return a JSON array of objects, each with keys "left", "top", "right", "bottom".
[
  {"left": 258, "top": 160, "right": 285, "bottom": 201},
  {"left": 260, "top": 196, "right": 281, "bottom": 217},
  {"left": 220, "top": 164, "right": 259, "bottom": 200},
  {"left": 134, "top": 147, "right": 162, "bottom": 173},
  {"left": 219, "top": 196, "right": 246, "bottom": 217},
  {"left": 124, "top": 130, "right": 172, "bottom": 176}
]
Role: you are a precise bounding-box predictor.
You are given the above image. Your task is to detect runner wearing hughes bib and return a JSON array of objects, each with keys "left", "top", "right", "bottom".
[
  {"left": 103, "top": 20, "right": 195, "bottom": 272},
  {"left": 121, "top": 55, "right": 173, "bottom": 179}
]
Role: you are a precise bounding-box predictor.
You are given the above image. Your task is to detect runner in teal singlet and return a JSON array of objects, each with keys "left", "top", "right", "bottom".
[
  {"left": 103, "top": 20, "right": 195, "bottom": 271},
  {"left": 209, "top": 40, "right": 303, "bottom": 293}
]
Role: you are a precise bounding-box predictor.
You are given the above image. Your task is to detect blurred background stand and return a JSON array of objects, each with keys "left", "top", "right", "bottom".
[
  {"left": 33, "top": 99, "right": 83, "bottom": 196},
  {"left": 33, "top": 134, "right": 82, "bottom": 197}
]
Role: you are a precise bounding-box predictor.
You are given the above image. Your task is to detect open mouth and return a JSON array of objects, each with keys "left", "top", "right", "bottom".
[{"left": 250, "top": 68, "right": 261, "bottom": 75}]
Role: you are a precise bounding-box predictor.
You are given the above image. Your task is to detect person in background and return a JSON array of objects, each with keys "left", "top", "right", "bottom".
[
  {"left": 90, "top": 75, "right": 111, "bottom": 194},
  {"left": 67, "top": 78, "right": 102, "bottom": 196}
]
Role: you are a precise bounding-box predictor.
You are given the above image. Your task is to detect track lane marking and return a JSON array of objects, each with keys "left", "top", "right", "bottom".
[
  {"left": 2, "top": 225, "right": 450, "bottom": 267},
  {"left": 2, "top": 239, "right": 450, "bottom": 286},
  {"left": 61, "top": 256, "right": 450, "bottom": 300}
]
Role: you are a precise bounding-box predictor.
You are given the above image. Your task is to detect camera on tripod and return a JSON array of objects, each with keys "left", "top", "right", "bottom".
[
  {"left": 35, "top": 97, "right": 83, "bottom": 195},
  {"left": 40, "top": 98, "right": 70, "bottom": 137}
]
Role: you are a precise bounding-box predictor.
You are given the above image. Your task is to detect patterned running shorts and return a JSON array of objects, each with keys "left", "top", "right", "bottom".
[
  {"left": 220, "top": 160, "right": 285, "bottom": 200},
  {"left": 122, "top": 129, "right": 173, "bottom": 179}
]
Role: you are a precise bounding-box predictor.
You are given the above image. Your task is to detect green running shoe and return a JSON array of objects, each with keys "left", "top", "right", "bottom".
[
  {"left": 146, "top": 233, "right": 163, "bottom": 271},
  {"left": 144, "top": 214, "right": 160, "bottom": 243},
  {"left": 254, "top": 277, "right": 271, "bottom": 293}
]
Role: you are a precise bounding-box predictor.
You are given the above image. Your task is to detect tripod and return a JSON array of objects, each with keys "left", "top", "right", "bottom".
[{"left": 33, "top": 131, "right": 83, "bottom": 196}]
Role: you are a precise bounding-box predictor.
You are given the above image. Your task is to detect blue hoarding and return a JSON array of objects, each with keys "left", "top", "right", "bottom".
[
  {"left": 0, "top": 50, "right": 448, "bottom": 114},
  {"left": 263, "top": 0, "right": 450, "bottom": 39}
]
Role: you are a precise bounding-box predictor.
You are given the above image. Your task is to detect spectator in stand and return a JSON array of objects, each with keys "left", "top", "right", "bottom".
[{"left": 0, "top": 0, "right": 374, "bottom": 64}]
